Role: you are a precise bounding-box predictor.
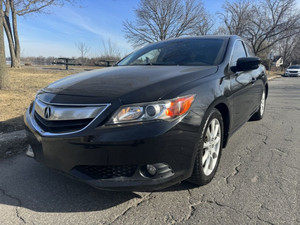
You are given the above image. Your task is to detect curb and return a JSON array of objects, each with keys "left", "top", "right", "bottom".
[{"left": 0, "top": 130, "right": 27, "bottom": 159}]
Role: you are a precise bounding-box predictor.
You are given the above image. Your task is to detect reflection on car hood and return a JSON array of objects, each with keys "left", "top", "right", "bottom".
[{"left": 38, "top": 66, "right": 218, "bottom": 104}]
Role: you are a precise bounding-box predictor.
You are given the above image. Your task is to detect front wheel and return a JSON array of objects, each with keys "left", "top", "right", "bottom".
[
  {"left": 251, "top": 89, "right": 266, "bottom": 121},
  {"left": 189, "top": 108, "right": 224, "bottom": 186}
]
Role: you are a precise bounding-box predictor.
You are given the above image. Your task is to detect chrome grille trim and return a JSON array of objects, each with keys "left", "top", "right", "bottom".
[
  {"left": 30, "top": 97, "right": 111, "bottom": 136},
  {"left": 36, "top": 96, "right": 108, "bottom": 107},
  {"left": 35, "top": 98, "right": 108, "bottom": 121}
]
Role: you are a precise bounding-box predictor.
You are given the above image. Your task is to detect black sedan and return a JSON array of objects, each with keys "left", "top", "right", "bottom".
[{"left": 25, "top": 35, "right": 268, "bottom": 191}]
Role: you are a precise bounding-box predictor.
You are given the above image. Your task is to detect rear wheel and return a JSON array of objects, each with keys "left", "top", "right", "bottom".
[
  {"left": 189, "top": 109, "right": 224, "bottom": 186},
  {"left": 251, "top": 89, "right": 266, "bottom": 121}
]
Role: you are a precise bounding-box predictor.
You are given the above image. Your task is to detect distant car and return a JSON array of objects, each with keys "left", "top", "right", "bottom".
[
  {"left": 284, "top": 65, "right": 300, "bottom": 77},
  {"left": 25, "top": 35, "right": 268, "bottom": 191}
]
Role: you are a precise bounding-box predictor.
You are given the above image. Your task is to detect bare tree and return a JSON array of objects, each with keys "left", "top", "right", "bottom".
[
  {"left": 1, "top": 0, "right": 74, "bottom": 68},
  {"left": 277, "top": 35, "right": 300, "bottom": 67},
  {"left": 219, "top": 0, "right": 253, "bottom": 36},
  {"left": 100, "top": 39, "right": 121, "bottom": 60},
  {"left": 0, "top": 0, "right": 8, "bottom": 89},
  {"left": 277, "top": 37, "right": 296, "bottom": 68},
  {"left": 75, "top": 42, "right": 90, "bottom": 64},
  {"left": 194, "top": 11, "right": 214, "bottom": 36},
  {"left": 123, "top": 0, "right": 212, "bottom": 47},
  {"left": 291, "top": 38, "right": 300, "bottom": 64},
  {"left": 249, "top": 0, "right": 300, "bottom": 55},
  {"left": 219, "top": 0, "right": 300, "bottom": 56}
]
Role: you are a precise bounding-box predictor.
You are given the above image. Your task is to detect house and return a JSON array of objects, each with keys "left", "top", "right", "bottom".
[{"left": 272, "top": 56, "right": 283, "bottom": 68}]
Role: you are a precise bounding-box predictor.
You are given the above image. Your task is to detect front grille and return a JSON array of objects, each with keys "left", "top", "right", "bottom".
[
  {"left": 32, "top": 99, "right": 110, "bottom": 135},
  {"left": 289, "top": 71, "right": 298, "bottom": 73},
  {"left": 73, "top": 165, "right": 137, "bottom": 179},
  {"left": 34, "top": 112, "right": 93, "bottom": 133}
]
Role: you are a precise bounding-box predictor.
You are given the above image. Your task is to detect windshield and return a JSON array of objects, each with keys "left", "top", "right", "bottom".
[
  {"left": 289, "top": 65, "right": 300, "bottom": 69},
  {"left": 118, "top": 38, "right": 227, "bottom": 66}
]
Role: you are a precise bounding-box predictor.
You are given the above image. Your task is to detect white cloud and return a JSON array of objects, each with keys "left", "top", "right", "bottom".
[
  {"left": 4, "top": 6, "right": 133, "bottom": 57},
  {"left": 53, "top": 8, "right": 132, "bottom": 53}
]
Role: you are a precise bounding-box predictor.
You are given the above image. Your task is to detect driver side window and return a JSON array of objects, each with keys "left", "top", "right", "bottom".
[{"left": 230, "top": 41, "right": 247, "bottom": 68}]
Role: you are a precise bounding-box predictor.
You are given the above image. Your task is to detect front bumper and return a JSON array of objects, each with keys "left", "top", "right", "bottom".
[
  {"left": 25, "top": 107, "right": 200, "bottom": 191},
  {"left": 285, "top": 72, "right": 300, "bottom": 77}
]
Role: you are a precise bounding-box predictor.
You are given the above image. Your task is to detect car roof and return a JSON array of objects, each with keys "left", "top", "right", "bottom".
[
  {"left": 166, "top": 35, "right": 239, "bottom": 41},
  {"left": 143, "top": 35, "right": 240, "bottom": 45}
]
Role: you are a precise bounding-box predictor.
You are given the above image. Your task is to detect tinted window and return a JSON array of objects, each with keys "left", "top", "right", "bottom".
[
  {"left": 230, "top": 41, "right": 247, "bottom": 67},
  {"left": 118, "top": 39, "right": 227, "bottom": 66}
]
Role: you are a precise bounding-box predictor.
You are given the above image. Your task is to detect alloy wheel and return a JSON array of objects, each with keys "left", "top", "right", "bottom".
[
  {"left": 260, "top": 90, "right": 265, "bottom": 116},
  {"left": 202, "top": 118, "right": 221, "bottom": 176}
]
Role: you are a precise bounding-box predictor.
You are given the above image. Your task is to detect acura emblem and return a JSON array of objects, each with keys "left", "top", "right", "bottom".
[{"left": 44, "top": 106, "right": 52, "bottom": 119}]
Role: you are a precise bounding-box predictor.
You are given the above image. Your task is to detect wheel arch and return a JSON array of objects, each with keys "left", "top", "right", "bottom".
[
  {"left": 265, "top": 83, "right": 269, "bottom": 99},
  {"left": 214, "top": 103, "right": 230, "bottom": 148},
  {"left": 197, "top": 98, "right": 231, "bottom": 149}
]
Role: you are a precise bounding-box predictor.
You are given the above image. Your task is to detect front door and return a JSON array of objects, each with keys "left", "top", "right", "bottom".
[{"left": 229, "top": 40, "right": 256, "bottom": 131}]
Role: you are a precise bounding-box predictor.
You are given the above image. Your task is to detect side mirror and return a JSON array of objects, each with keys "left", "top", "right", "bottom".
[{"left": 231, "top": 57, "right": 261, "bottom": 73}]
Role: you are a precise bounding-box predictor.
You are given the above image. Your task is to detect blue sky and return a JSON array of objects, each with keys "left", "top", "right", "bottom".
[{"left": 4, "top": 0, "right": 298, "bottom": 58}]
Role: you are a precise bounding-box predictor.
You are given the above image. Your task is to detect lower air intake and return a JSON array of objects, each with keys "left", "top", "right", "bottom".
[{"left": 73, "top": 165, "right": 137, "bottom": 179}]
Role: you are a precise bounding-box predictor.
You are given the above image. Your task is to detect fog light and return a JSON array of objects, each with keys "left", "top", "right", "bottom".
[
  {"left": 146, "top": 164, "right": 157, "bottom": 176},
  {"left": 26, "top": 145, "right": 34, "bottom": 158}
]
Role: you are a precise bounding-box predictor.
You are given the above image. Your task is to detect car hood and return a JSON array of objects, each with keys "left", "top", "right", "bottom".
[{"left": 38, "top": 65, "right": 217, "bottom": 105}]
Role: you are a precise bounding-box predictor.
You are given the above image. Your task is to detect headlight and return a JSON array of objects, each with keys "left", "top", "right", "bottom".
[{"left": 108, "top": 95, "right": 195, "bottom": 124}]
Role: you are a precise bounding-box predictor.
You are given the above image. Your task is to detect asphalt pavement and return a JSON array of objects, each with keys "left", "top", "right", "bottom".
[{"left": 0, "top": 77, "right": 299, "bottom": 225}]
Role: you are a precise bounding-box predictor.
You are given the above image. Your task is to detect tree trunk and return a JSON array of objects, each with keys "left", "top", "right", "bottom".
[
  {"left": 2, "top": 14, "right": 17, "bottom": 65},
  {"left": 10, "top": 0, "right": 20, "bottom": 68},
  {"left": 2, "top": 0, "right": 20, "bottom": 68},
  {"left": 0, "top": 1, "right": 9, "bottom": 89}
]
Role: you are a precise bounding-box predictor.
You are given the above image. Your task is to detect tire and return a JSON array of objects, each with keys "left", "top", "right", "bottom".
[
  {"left": 189, "top": 108, "right": 224, "bottom": 186},
  {"left": 251, "top": 88, "right": 266, "bottom": 121}
]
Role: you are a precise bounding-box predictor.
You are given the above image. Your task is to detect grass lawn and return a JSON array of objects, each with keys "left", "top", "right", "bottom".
[
  {"left": 0, "top": 66, "right": 283, "bottom": 133},
  {"left": 0, "top": 66, "right": 101, "bottom": 132},
  {"left": 267, "top": 70, "right": 284, "bottom": 77}
]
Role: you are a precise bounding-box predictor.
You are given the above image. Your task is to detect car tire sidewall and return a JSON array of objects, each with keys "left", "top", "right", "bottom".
[
  {"left": 251, "top": 87, "right": 266, "bottom": 121},
  {"left": 190, "top": 108, "right": 224, "bottom": 185}
]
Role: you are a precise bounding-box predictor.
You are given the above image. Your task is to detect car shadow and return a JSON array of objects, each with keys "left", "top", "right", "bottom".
[
  {"left": 0, "top": 154, "right": 197, "bottom": 213},
  {"left": 0, "top": 116, "right": 25, "bottom": 133}
]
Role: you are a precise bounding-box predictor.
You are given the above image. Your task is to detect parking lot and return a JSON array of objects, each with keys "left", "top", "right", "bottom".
[{"left": 0, "top": 77, "right": 299, "bottom": 225}]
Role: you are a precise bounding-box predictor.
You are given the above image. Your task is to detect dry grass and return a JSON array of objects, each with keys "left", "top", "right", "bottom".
[
  {"left": 0, "top": 66, "right": 101, "bottom": 132},
  {"left": 267, "top": 70, "right": 283, "bottom": 77}
]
